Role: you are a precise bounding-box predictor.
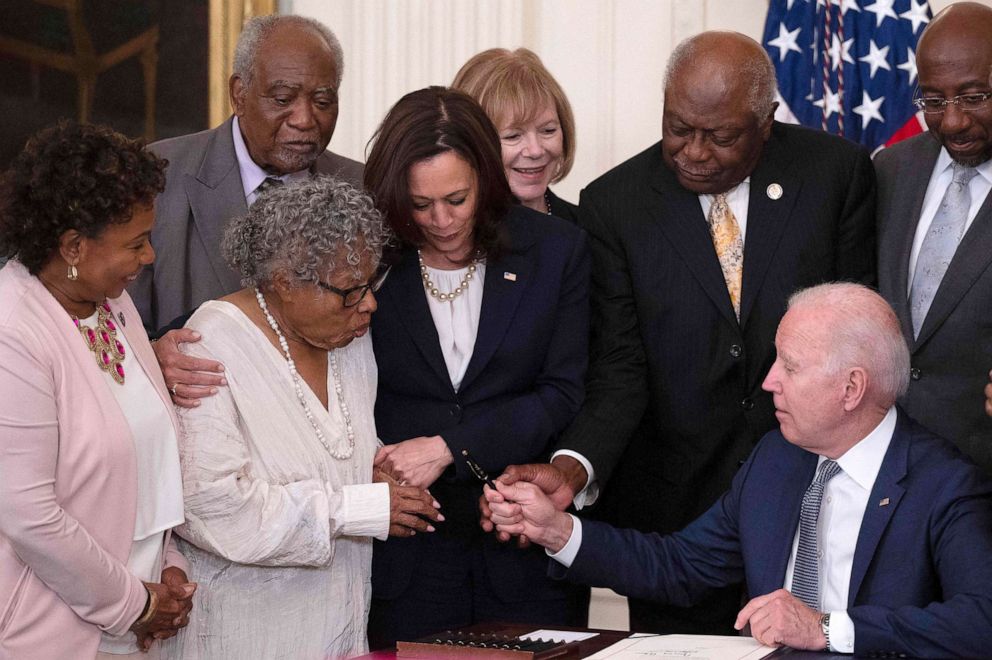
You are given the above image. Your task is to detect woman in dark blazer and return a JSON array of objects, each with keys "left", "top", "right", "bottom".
[
  {"left": 363, "top": 87, "right": 590, "bottom": 648},
  {"left": 453, "top": 48, "right": 579, "bottom": 223}
]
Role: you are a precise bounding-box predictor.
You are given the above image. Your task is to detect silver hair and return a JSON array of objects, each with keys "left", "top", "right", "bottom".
[
  {"left": 232, "top": 14, "right": 344, "bottom": 90},
  {"left": 787, "top": 283, "right": 910, "bottom": 405},
  {"left": 223, "top": 176, "right": 391, "bottom": 289},
  {"left": 664, "top": 34, "right": 778, "bottom": 119}
]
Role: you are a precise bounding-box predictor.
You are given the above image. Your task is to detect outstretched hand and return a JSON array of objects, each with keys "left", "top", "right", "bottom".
[{"left": 484, "top": 481, "right": 574, "bottom": 553}]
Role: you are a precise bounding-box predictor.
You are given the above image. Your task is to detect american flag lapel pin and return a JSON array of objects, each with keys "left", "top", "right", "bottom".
[
  {"left": 879, "top": 497, "right": 890, "bottom": 507},
  {"left": 503, "top": 272, "right": 517, "bottom": 282}
]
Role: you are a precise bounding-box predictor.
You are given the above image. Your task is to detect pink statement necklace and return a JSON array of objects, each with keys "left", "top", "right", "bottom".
[{"left": 73, "top": 301, "right": 125, "bottom": 384}]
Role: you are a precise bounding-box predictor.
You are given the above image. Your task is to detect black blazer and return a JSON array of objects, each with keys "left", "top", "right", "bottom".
[
  {"left": 876, "top": 133, "right": 992, "bottom": 474},
  {"left": 547, "top": 188, "right": 579, "bottom": 224},
  {"left": 371, "top": 205, "right": 590, "bottom": 601},
  {"left": 560, "top": 122, "right": 877, "bottom": 537}
]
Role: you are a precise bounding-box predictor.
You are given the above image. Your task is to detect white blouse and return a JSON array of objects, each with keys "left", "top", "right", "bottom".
[
  {"left": 423, "top": 262, "right": 486, "bottom": 391},
  {"left": 85, "top": 309, "right": 184, "bottom": 655},
  {"left": 163, "top": 301, "right": 388, "bottom": 660}
]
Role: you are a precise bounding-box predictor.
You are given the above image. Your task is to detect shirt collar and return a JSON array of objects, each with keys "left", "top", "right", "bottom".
[
  {"left": 827, "top": 406, "right": 897, "bottom": 491},
  {"left": 232, "top": 116, "right": 270, "bottom": 201},
  {"left": 935, "top": 147, "right": 992, "bottom": 186},
  {"left": 703, "top": 177, "right": 751, "bottom": 203}
]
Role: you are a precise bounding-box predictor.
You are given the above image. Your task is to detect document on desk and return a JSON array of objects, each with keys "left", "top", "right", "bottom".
[{"left": 586, "top": 633, "right": 775, "bottom": 659}]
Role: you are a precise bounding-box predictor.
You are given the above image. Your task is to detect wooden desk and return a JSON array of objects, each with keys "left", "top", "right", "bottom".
[{"left": 356, "top": 623, "right": 850, "bottom": 659}]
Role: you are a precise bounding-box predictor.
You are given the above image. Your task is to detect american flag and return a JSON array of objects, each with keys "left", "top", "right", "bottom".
[{"left": 763, "top": 0, "right": 932, "bottom": 151}]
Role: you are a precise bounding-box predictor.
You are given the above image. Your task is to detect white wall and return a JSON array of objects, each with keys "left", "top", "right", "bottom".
[{"left": 289, "top": 0, "right": 985, "bottom": 202}]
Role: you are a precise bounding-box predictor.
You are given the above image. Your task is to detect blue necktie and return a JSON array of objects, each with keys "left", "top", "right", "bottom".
[
  {"left": 909, "top": 164, "right": 979, "bottom": 338},
  {"left": 791, "top": 459, "right": 842, "bottom": 610}
]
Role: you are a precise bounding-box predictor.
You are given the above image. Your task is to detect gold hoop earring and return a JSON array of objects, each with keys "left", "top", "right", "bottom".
[{"left": 67, "top": 264, "right": 78, "bottom": 281}]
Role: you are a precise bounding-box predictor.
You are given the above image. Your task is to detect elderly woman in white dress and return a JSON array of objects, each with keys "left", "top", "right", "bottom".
[{"left": 164, "top": 176, "right": 442, "bottom": 660}]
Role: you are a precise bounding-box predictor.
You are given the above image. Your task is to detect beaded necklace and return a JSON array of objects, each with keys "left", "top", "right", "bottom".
[{"left": 254, "top": 289, "right": 355, "bottom": 460}]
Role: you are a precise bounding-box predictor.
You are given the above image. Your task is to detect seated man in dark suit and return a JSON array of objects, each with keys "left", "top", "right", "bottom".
[
  {"left": 131, "top": 14, "right": 363, "bottom": 405},
  {"left": 487, "top": 282, "right": 992, "bottom": 659}
]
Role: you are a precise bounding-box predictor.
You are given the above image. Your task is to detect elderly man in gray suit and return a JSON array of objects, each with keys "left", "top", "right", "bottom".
[
  {"left": 132, "top": 14, "right": 362, "bottom": 406},
  {"left": 875, "top": 2, "right": 992, "bottom": 475}
]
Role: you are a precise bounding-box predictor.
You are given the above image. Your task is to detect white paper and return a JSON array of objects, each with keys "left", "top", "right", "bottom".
[
  {"left": 519, "top": 629, "right": 600, "bottom": 643},
  {"left": 585, "top": 634, "right": 775, "bottom": 660}
]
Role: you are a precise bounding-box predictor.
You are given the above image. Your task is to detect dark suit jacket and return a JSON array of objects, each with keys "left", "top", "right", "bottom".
[
  {"left": 371, "top": 206, "right": 590, "bottom": 602},
  {"left": 557, "top": 411, "right": 992, "bottom": 659},
  {"left": 561, "top": 122, "right": 876, "bottom": 538},
  {"left": 547, "top": 188, "right": 579, "bottom": 224},
  {"left": 130, "top": 116, "right": 364, "bottom": 333},
  {"left": 875, "top": 133, "right": 992, "bottom": 474}
]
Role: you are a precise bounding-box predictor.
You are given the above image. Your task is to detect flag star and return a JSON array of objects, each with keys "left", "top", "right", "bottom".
[
  {"left": 828, "top": 35, "right": 855, "bottom": 71},
  {"left": 854, "top": 91, "right": 886, "bottom": 129},
  {"left": 833, "top": 0, "right": 862, "bottom": 14},
  {"left": 865, "top": 0, "right": 898, "bottom": 27},
  {"left": 859, "top": 39, "right": 892, "bottom": 79},
  {"left": 768, "top": 23, "right": 803, "bottom": 62},
  {"left": 814, "top": 89, "right": 843, "bottom": 117},
  {"left": 899, "top": 0, "right": 930, "bottom": 33},
  {"left": 898, "top": 47, "right": 918, "bottom": 84}
]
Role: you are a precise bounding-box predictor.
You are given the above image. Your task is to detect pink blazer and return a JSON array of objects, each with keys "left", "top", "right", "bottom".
[{"left": 0, "top": 262, "right": 188, "bottom": 659}]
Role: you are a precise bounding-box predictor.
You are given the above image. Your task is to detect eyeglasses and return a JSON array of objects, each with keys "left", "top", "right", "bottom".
[
  {"left": 913, "top": 92, "right": 992, "bottom": 114},
  {"left": 317, "top": 263, "right": 391, "bottom": 307}
]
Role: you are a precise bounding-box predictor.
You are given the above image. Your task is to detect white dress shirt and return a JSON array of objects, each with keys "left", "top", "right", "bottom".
[
  {"left": 552, "top": 407, "right": 898, "bottom": 654},
  {"left": 232, "top": 117, "right": 311, "bottom": 206},
  {"left": 907, "top": 148, "right": 992, "bottom": 294},
  {"left": 423, "top": 262, "right": 486, "bottom": 392}
]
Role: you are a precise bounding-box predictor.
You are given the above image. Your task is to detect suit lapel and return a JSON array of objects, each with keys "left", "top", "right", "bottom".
[
  {"left": 740, "top": 136, "right": 802, "bottom": 326},
  {"left": 649, "top": 167, "right": 740, "bottom": 327},
  {"left": 459, "top": 232, "right": 534, "bottom": 391},
  {"left": 757, "top": 451, "right": 817, "bottom": 595},
  {"left": 383, "top": 249, "right": 452, "bottom": 388},
  {"left": 848, "top": 416, "right": 908, "bottom": 606},
  {"left": 187, "top": 118, "right": 248, "bottom": 296},
  {"left": 916, "top": 184, "right": 992, "bottom": 347}
]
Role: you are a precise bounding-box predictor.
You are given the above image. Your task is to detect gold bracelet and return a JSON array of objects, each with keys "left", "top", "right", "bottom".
[{"left": 134, "top": 588, "right": 159, "bottom": 627}]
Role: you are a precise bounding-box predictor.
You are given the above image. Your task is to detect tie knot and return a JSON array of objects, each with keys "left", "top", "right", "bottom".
[
  {"left": 814, "top": 459, "right": 841, "bottom": 485},
  {"left": 952, "top": 164, "right": 978, "bottom": 187}
]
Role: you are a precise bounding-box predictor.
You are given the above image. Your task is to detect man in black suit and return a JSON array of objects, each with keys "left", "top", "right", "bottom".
[
  {"left": 875, "top": 3, "right": 992, "bottom": 475},
  {"left": 485, "top": 31, "right": 875, "bottom": 635}
]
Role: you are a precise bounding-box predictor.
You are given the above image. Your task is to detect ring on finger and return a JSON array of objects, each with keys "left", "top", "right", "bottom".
[{"left": 170, "top": 383, "right": 179, "bottom": 396}]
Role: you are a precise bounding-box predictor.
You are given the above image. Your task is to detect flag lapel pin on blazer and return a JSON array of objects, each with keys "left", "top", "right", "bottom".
[
  {"left": 879, "top": 497, "right": 890, "bottom": 507},
  {"left": 503, "top": 272, "right": 517, "bottom": 281}
]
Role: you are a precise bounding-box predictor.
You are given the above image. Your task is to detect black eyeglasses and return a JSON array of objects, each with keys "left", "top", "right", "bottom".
[
  {"left": 913, "top": 92, "right": 992, "bottom": 114},
  {"left": 317, "top": 263, "right": 391, "bottom": 307}
]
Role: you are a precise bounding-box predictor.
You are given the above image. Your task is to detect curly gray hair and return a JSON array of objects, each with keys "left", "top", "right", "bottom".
[
  {"left": 223, "top": 176, "right": 391, "bottom": 289},
  {"left": 664, "top": 32, "right": 777, "bottom": 119},
  {"left": 232, "top": 14, "right": 344, "bottom": 90}
]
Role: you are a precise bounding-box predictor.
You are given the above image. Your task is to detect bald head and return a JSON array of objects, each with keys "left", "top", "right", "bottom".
[
  {"left": 916, "top": 2, "right": 992, "bottom": 166},
  {"left": 664, "top": 31, "right": 777, "bottom": 119}
]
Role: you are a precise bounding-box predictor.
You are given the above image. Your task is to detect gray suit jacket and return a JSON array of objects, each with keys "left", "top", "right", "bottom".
[
  {"left": 876, "top": 132, "right": 992, "bottom": 474},
  {"left": 130, "top": 116, "right": 364, "bottom": 333}
]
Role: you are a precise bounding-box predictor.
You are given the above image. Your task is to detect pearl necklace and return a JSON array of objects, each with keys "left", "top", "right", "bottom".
[
  {"left": 254, "top": 288, "right": 355, "bottom": 460},
  {"left": 419, "top": 250, "right": 479, "bottom": 302}
]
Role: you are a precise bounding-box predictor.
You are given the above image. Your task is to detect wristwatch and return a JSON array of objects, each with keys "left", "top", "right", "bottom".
[{"left": 819, "top": 612, "right": 831, "bottom": 651}]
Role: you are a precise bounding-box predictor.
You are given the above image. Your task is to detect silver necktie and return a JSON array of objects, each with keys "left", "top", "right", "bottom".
[
  {"left": 909, "top": 164, "right": 979, "bottom": 338},
  {"left": 791, "top": 459, "right": 842, "bottom": 610}
]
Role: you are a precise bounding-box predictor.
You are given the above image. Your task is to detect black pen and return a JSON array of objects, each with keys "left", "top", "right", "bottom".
[{"left": 461, "top": 449, "right": 497, "bottom": 489}]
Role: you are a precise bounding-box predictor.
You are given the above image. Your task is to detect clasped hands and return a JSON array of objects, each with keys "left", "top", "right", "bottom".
[
  {"left": 130, "top": 566, "right": 196, "bottom": 652},
  {"left": 373, "top": 435, "right": 449, "bottom": 537}
]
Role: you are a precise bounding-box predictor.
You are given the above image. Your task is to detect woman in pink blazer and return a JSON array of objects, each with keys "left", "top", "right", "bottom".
[{"left": 0, "top": 122, "right": 195, "bottom": 659}]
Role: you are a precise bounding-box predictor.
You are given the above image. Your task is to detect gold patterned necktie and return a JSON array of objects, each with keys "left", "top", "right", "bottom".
[{"left": 708, "top": 193, "right": 744, "bottom": 318}]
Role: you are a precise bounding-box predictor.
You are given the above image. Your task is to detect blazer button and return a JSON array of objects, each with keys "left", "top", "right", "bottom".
[
  {"left": 729, "top": 344, "right": 743, "bottom": 359},
  {"left": 910, "top": 367, "right": 921, "bottom": 381},
  {"left": 450, "top": 404, "right": 462, "bottom": 416},
  {"left": 740, "top": 397, "right": 754, "bottom": 411}
]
